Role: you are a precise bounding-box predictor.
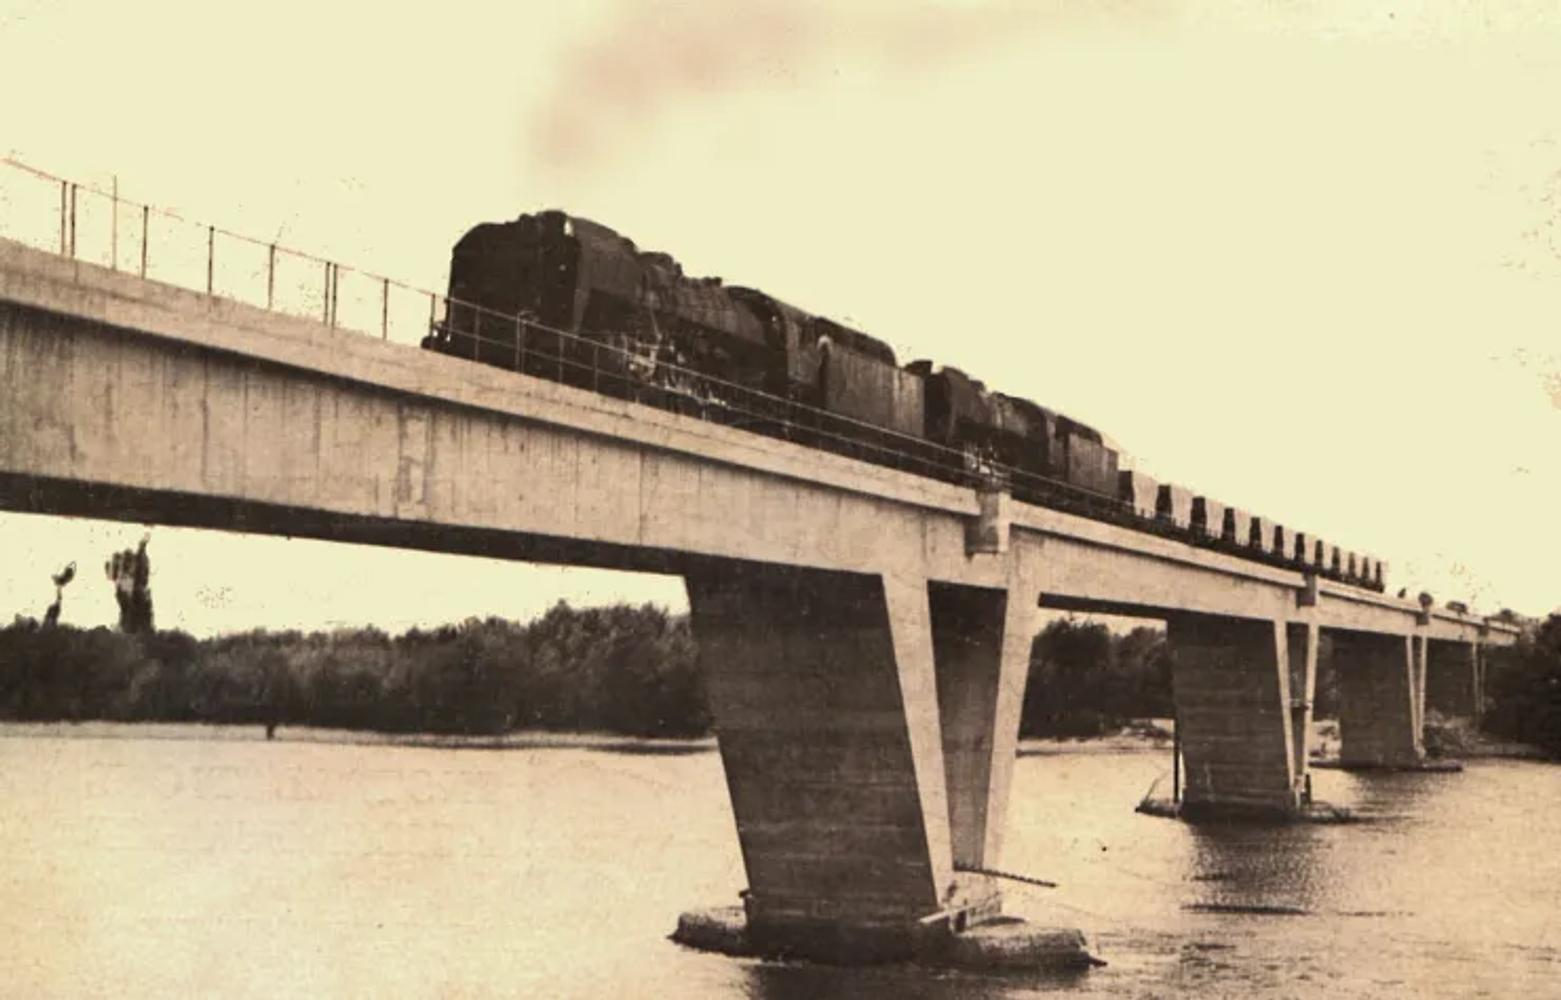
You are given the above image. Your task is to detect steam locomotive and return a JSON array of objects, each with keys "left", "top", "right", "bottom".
[{"left": 422, "top": 210, "right": 1386, "bottom": 592}]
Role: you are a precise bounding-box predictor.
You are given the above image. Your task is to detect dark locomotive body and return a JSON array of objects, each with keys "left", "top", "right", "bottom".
[{"left": 423, "top": 211, "right": 1384, "bottom": 592}]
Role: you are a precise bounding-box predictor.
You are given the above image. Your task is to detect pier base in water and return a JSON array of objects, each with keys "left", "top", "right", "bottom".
[
  {"left": 672, "top": 904, "right": 1102, "bottom": 971},
  {"left": 1135, "top": 793, "right": 1360, "bottom": 824},
  {"left": 1311, "top": 757, "right": 1464, "bottom": 773}
]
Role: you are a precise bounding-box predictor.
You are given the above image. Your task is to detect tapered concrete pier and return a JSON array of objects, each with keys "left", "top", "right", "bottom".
[
  {"left": 686, "top": 566, "right": 958, "bottom": 960},
  {"left": 928, "top": 578, "right": 1039, "bottom": 872},
  {"left": 1425, "top": 638, "right": 1484, "bottom": 720},
  {"left": 1334, "top": 631, "right": 1425, "bottom": 768},
  {"left": 1167, "top": 614, "right": 1299, "bottom": 817},
  {"left": 1286, "top": 622, "right": 1319, "bottom": 800},
  {"left": 679, "top": 559, "right": 1089, "bottom": 965}
]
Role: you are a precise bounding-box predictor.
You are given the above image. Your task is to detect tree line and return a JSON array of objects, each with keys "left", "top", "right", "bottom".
[
  {"left": 2, "top": 604, "right": 1555, "bottom": 753},
  {"left": 1481, "top": 614, "right": 1561, "bottom": 757},
  {"left": 0, "top": 602, "right": 708, "bottom": 738},
  {"left": 0, "top": 607, "right": 1175, "bottom": 739}
]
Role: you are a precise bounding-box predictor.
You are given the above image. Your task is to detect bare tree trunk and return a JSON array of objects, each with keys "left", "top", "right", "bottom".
[{"left": 106, "top": 536, "right": 154, "bottom": 634}]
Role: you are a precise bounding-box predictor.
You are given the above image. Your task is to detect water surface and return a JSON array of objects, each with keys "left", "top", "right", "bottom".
[{"left": 1, "top": 725, "right": 1556, "bottom": 998}]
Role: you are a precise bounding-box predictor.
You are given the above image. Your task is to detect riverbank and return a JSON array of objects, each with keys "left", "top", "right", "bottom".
[
  {"left": 1308, "top": 717, "right": 1552, "bottom": 764},
  {"left": 8, "top": 715, "right": 1546, "bottom": 765},
  {"left": 1, "top": 717, "right": 1181, "bottom": 755},
  {"left": 0, "top": 719, "right": 1178, "bottom": 762},
  {"left": 0, "top": 719, "right": 718, "bottom": 755},
  {"left": 1019, "top": 718, "right": 1174, "bottom": 755}
]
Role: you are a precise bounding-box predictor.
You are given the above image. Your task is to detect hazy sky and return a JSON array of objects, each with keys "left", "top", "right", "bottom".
[{"left": 2, "top": 0, "right": 1559, "bottom": 634}]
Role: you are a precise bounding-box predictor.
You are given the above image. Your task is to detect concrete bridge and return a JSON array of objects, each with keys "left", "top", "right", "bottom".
[{"left": 0, "top": 235, "right": 1519, "bottom": 961}]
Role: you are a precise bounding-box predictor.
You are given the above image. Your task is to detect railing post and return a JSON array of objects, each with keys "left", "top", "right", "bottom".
[
  {"left": 139, "top": 205, "right": 149, "bottom": 277},
  {"left": 206, "top": 225, "right": 215, "bottom": 294},
  {"left": 110, "top": 176, "right": 119, "bottom": 270},
  {"left": 381, "top": 277, "right": 390, "bottom": 339},
  {"left": 428, "top": 292, "right": 436, "bottom": 340},
  {"left": 266, "top": 244, "right": 276, "bottom": 309},
  {"left": 322, "top": 261, "right": 331, "bottom": 324},
  {"left": 67, "top": 183, "right": 77, "bottom": 258},
  {"left": 58, "top": 181, "right": 67, "bottom": 254}
]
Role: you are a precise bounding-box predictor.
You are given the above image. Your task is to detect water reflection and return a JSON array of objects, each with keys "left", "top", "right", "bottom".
[
  {"left": 738, "top": 960, "right": 1093, "bottom": 1000},
  {"left": 1183, "top": 822, "right": 1333, "bottom": 914}
]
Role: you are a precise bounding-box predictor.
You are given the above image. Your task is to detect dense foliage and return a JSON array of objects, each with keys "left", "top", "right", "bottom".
[
  {"left": 1020, "top": 620, "right": 1173, "bottom": 737},
  {"left": 0, "top": 602, "right": 709, "bottom": 738},
  {"left": 1482, "top": 614, "right": 1561, "bottom": 758},
  {"left": 0, "top": 606, "right": 1195, "bottom": 740}
]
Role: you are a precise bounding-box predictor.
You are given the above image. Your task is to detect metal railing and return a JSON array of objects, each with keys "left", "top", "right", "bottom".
[{"left": 0, "top": 157, "right": 439, "bottom": 347}]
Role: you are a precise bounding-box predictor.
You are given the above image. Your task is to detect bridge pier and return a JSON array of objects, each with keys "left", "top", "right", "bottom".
[
  {"left": 1286, "top": 622, "right": 1319, "bottom": 802},
  {"left": 1425, "top": 639, "right": 1483, "bottom": 721},
  {"left": 1166, "top": 614, "right": 1300, "bottom": 818},
  {"left": 1414, "top": 635, "right": 1429, "bottom": 739},
  {"left": 1333, "top": 631, "right": 1425, "bottom": 768},
  {"left": 684, "top": 565, "right": 949, "bottom": 961},
  {"left": 928, "top": 578, "right": 1041, "bottom": 873},
  {"left": 681, "top": 559, "right": 1068, "bottom": 964}
]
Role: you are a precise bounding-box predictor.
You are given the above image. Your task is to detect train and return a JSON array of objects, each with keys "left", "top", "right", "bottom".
[{"left": 421, "top": 209, "right": 1386, "bottom": 592}]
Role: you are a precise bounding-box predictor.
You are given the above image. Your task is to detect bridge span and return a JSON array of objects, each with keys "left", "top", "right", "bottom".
[{"left": 0, "top": 234, "right": 1518, "bottom": 962}]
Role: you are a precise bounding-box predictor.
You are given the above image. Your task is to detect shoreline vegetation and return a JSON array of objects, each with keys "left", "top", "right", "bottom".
[
  {"left": 1, "top": 605, "right": 1556, "bottom": 759},
  {"left": 0, "top": 718, "right": 1178, "bottom": 755},
  {"left": 0, "top": 607, "right": 1178, "bottom": 742},
  {"left": 1, "top": 602, "right": 711, "bottom": 739}
]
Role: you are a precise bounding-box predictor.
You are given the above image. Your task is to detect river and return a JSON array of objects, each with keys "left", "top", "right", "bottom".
[{"left": 1, "top": 724, "right": 1557, "bottom": 998}]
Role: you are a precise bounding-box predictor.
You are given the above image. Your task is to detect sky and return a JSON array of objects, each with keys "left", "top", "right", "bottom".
[{"left": 1, "top": 0, "right": 1558, "bottom": 635}]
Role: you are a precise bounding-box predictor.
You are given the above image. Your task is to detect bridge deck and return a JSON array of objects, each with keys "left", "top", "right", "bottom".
[{"left": 0, "top": 236, "right": 1515, "bottom": 646}]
